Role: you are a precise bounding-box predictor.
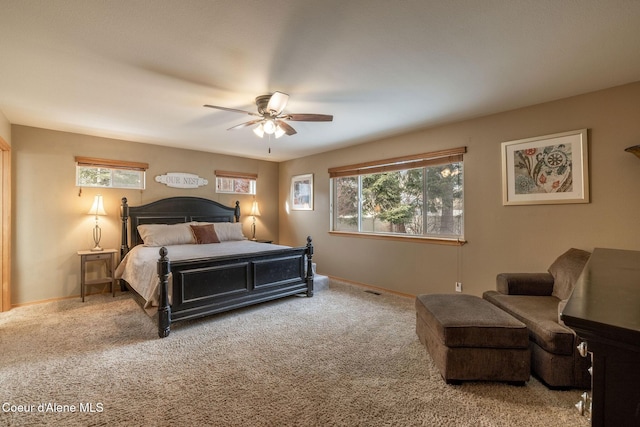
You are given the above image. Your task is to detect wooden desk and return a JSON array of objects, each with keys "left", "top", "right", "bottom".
[
  {"left": 77, "top": 249, "right": 117, "bottom": 302},
  {"left": 561, "top": 248, "right": 640, "bottom": 426}
]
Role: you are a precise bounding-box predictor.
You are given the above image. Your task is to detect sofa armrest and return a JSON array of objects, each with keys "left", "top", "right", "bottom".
[{"left": 496, "top": 273, "right": 555, "bottom": 295}]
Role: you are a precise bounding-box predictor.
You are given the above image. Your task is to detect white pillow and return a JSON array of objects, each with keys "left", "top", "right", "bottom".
[
  {"left": 213, "top": 222, "right": 245, "bottom": 241},
  {"left": 137, "top": 223, "right": 195, "bottom": 246}
]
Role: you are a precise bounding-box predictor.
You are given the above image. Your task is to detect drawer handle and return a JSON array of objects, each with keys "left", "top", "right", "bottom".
[
  {"left": 575, "top": 392, "right": 591, "bottom": 417},
  {"left": 577, "top": 341, "right": 589, "bottom": 357}
]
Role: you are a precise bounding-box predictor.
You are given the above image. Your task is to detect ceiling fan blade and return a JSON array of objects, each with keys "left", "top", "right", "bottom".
[
  {"left": 227, "top": 119, "right": 264, "bottom": 131},
  {"left": 276, "top": 120, "right": 297, "bottom": 136},
  {"left": 285, "top": 113, "right": 333, "bottom": 122},
  {"left": 266, "top": 91, "right": 289, "bottom": 116},
  {"left": 204, "top": 104, "right": 261, "bottom": 117}
]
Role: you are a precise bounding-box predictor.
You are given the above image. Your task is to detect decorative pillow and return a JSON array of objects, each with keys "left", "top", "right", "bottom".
[
  {"left": 212, "top": 222, "right": 245, "bottom": 241},
  {"left": 189, "top": 224, "right": 220, "bottom": 244},
  {"left": 137, "top": 223, "right": 195, "bottom": 246},
  {"left": 549, "top": 248, "right": 591, "bottom": 300}
]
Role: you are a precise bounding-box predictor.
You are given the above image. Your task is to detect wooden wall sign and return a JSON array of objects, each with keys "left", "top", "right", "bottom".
[{"left": 155, "top": 173, "right": 208, "bottom": 189}]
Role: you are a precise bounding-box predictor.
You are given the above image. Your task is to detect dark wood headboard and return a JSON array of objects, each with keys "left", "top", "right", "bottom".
[{"left": 120, "top": 197, "right": 240, "bottom": 256}]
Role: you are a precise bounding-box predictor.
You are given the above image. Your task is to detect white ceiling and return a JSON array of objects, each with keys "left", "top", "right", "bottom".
[{"left": 1, "top": 1, "right": 640, "bottom": 162}]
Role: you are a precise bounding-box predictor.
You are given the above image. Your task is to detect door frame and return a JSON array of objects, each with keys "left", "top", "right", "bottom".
[{"left": 0, "top": 136, "right": 11, "bottom": 312}]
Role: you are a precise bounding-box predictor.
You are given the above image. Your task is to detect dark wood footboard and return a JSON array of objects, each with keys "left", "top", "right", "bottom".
[{"left": 155, "top": 237, "right": 314, "bottom": 338}]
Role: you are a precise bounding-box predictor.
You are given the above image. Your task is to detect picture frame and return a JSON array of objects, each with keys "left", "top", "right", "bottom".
[
  {"left": 291, "top": 173, "right": 314, "bottom": 210},
  {"left": 501, "top": 129, "right": 589, "bottom": 206}
]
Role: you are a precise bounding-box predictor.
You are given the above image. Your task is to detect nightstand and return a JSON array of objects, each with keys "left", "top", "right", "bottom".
[{"left": 77, "top": 249, "right": 117, "bottom": 302}]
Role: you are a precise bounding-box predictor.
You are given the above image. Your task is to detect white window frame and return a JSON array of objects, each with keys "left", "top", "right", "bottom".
[
  {"left": 214, "top": 170, "right": 257, "bottom": 195},
  {"left": 329, "top": 148, "right": 466, "bottom": 245},
  {"left": 75, "top": 157, "right": 147, "bottom": 190}
]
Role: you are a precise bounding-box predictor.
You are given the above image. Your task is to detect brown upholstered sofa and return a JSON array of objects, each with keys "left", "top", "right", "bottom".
[{"left": 482, "top": 248, "right": 592, "bottom": 389}]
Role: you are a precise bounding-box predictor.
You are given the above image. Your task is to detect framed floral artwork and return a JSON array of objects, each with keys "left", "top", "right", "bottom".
[
  {"left": 291, "top": 174, "right": 313, "bottom": 210},
  {"left": 501, "top": 129, "right": 589, "bottom": 205}
]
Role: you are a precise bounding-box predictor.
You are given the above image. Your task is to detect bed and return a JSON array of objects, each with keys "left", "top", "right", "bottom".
[{"left": 116, "top": 196, "right": 314, "bottom": 338}]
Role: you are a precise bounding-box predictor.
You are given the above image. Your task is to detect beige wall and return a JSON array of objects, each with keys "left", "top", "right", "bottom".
[
  {"left": 12, "top": 126, "right": 279, "bottom": 305},
  {"left": 279, "top": 82, "right": 640, "bottom": 297},
  {"left": 10, "top": 81, "right": 640, "bottom": 304}
]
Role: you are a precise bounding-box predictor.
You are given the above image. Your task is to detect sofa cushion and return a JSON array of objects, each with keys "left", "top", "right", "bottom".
[
  {"left": 415, "top": 294, "right": 529, "bottom": 349},
  {"left": 548, "top": 248, "right": 591, "bottom": 300},
  {"left": 496, "top": 273, "right": 554, "bottom": 295},
  {"left": 483, "top": 291, "right": 576, "bottom": 356}
]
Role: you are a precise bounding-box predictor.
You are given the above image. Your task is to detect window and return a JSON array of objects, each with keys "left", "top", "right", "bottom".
[
  {"left": 215, "top": 170, "right": 257, "bottom": 195},
  {"left": 329, "top": 147, "right": 465, "bottom": 242},
  {"left": 75, "top": 157, "right": 147, "bottom": 190}
]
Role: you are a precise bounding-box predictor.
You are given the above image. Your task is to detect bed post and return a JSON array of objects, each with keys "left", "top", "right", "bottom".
[
  {"left": 120, "top": 197, "right": 130, "bottom": 258},
  {"left": 305, "top": 236, "right": 314, "bottom": 297},
  {"left": 234, "top": 200, "right": 241, "bottom": 222},
  {"left": 157, "top": 247, "right": 171, "bottom": 338}
]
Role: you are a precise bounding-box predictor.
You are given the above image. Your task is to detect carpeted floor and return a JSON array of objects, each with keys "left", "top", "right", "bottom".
[{"left": 0, "top": 280, "right": 589, "bottom": 426}]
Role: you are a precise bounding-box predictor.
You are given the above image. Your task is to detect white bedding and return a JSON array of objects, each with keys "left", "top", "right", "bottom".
[{"left": 115, "top": 241, "right": 292, "bottom": 308}]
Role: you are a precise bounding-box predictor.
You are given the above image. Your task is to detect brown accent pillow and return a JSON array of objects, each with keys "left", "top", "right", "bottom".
[
  {"left": 189, "top": 224, "right": 220, "bottom": 244},
  {"left": 549, "top": 248, "right": 591, "bottom": 300}
]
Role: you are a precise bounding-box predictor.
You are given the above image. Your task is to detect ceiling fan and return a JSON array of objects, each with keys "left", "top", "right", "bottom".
[{"left": 204, "top": 91, "right": 333, "bottom": 138}]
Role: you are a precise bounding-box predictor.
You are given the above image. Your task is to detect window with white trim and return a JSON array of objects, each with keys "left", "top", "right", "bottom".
[
  {"left": 329, "top": 147, "right": 465, "bottom": 241},
  {"left": 75, "top": 157, "right": 147, "bottom": 189},
  {"left": 214, "top": 170, "right": 257, "bottom": 195}
]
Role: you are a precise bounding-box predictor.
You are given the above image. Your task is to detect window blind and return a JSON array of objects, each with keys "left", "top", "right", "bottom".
[
  {"left": 75, "top": 156, "right": 149, "bottom": 171},
  {"left": 214, "top": 170, "right": 258, "bottom": 180},
  {"left": 328, "top": 147, "right": 466, "bottom": 178}
]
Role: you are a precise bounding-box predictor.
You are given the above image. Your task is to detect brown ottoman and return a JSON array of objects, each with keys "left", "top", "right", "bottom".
[{"left": 415, "top": 294, "right": 530, "bottom": 385}]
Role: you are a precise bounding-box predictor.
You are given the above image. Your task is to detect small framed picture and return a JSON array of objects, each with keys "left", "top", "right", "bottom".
[
  {"left": 501, "top": 129, "right": 589, "bottom": 205},
  {"left": 291, "top": 174, "right": 313, "bottom": 210}
]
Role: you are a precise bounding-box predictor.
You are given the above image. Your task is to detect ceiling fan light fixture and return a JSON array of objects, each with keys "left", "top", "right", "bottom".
[
  {"left": 204, "top": 92, "right": 332, "bottom": 140},
  {"left": 253, "top": 123, "right": 265, "bottom": 138},
  {"left": 274, "top": 124, "right": 286, "bottom": 139},
  {"left": 263, "top": 119, "right": 277, "bottom": 135}
]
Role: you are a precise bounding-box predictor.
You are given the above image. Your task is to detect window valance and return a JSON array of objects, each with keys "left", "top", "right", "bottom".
[
  {"left": 214, "top": 170, "right": 258, "bottom": 180},
  {"left": 328, "top": 147, "right": 466, "bottom": 178},
  {"left": 75, "top": 156, "right": 149, "bottom": 171}
]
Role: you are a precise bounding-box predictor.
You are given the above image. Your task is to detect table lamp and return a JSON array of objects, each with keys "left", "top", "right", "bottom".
[
  {"left": 250, "top": 200, "right": 261, "bottom": 241},
  {"left": 88, "top": 195, "right": 107, "bottom": 251}
]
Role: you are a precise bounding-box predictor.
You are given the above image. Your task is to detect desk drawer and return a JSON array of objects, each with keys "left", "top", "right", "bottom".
[{"left": 84, "top": 253, "right": 112, "bottom": 262}]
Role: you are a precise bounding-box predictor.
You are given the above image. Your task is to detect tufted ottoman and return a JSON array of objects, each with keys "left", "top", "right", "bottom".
[{"left": 415, "top": 294, "right": 530, "bottom": 385}]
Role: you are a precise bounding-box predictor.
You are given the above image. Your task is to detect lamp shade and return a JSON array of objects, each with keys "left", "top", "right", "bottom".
[
  {"left": 88, "top": 195, "right": 107, "bottom": 216},
  {"left": 250, "top": 200, "right": 261, "bottom": 217},
  {"left": 274, "top": 124, "right": 286, "bottom": 139},
  {"left": 253, "top": 123, "right": 265, "bottom": 138}
]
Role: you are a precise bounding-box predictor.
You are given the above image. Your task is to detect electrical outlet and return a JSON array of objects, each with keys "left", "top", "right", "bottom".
[{"left": 455, "top": 282, "right": 463, "bottom": 292}]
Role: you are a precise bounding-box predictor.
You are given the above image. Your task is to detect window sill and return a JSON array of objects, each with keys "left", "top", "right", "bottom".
[{"left": 328, "top": 231, "right": 466, "bottom": 246}]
